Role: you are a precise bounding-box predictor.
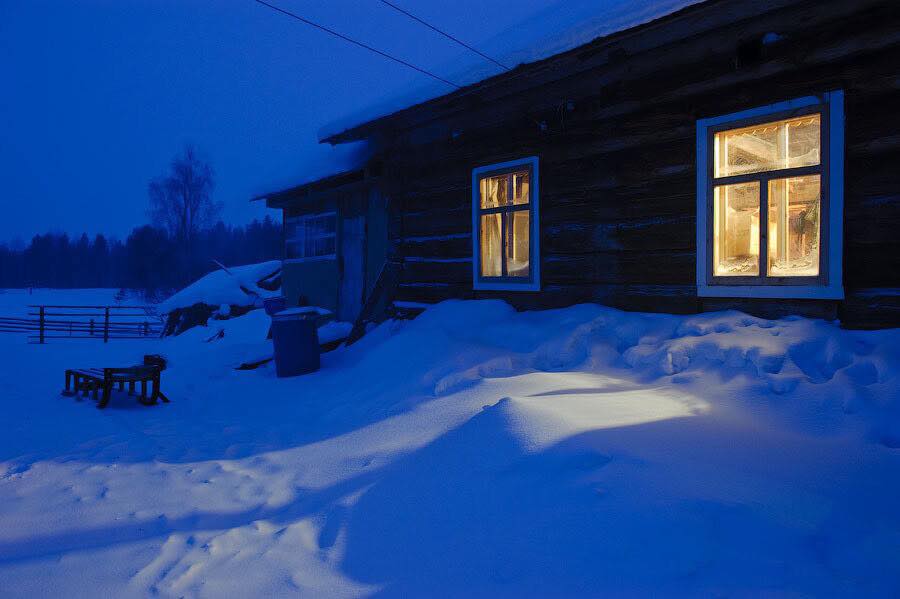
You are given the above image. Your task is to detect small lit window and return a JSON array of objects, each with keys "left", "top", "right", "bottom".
[
  {"left": 472, "top": 157, "right": 540, "bottom": 291},
  {"left": 697, "top": 92, "right": 844, "bottom": 299},
  {"left": 285, "top": 212, "right": 336, "bottom": 260}
]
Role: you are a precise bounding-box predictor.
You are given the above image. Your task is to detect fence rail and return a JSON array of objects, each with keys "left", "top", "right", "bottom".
[{"left": 0, "top": 305, "right": 163, "bottom": 343}]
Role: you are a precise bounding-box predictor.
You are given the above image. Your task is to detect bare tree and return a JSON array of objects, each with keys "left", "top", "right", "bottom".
[{"left": 148, "top": 144, "right": 221, "bottom": 246}]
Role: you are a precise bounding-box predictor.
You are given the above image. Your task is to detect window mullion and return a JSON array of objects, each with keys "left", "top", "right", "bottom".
[
  {"left": 501, "top": 209, "right": 508, "bottom": 278},
  {"left": 759, "top": 175, "right": 769, "bottom": 282}
]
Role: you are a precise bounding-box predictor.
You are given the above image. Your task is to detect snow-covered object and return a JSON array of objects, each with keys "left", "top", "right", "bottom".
[
  {"left": 320, "top": 0, "right": 702, "bottom": 141},
  {"left": 274, "top": 306, "right": 332, "bottom": 318},
  {"left": 158, "top": 261, "right": 281, "bottom": 314}
]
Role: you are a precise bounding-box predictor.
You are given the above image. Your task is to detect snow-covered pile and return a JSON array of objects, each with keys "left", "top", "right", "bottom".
[
  {"left": 158, "top": 261, "right": 281, "bottom": 314},
  {"left": 1, "top": 295, "right": 899, "bottom": 596},
  {"left": 354, "top": 301, "right": 900, "bottom": 444}
]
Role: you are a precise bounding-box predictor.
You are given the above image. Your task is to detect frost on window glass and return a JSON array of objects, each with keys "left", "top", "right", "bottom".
[
  {"left": 480, "top": 213, "right": 502, "bottom": 277},
  {"left": 715, "top": 114, "right": 820, "bottom": 178},
  {"left": 713, "top": 182, "right": 760, "bottom": 276},
  {"left": 285, "top": 213, "right": 336, "bottom": 259},
  {"left": 768, "top": 175, "right": 820, "bottom": 277},
  {"left": 506, "top": 209, "right": 530, "bottom": 277},
  {"left": 477, "top": 168, "right": 532, "bottom": 280}
]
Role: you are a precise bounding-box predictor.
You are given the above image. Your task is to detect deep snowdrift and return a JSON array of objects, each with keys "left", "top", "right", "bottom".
[{"left": 0, "top": 296, "right": 898, "bottom": 597}]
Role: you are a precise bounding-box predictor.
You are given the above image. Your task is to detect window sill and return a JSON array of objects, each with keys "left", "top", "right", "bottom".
[
  {"left": 698, "top": 284, "right": 843, "bottom": 300},
  {"left": 474, "top": 280, "right": 541, "bottom": 292},
  {"left": 283, "top": 255, "right": 337, "bottom": 264}
]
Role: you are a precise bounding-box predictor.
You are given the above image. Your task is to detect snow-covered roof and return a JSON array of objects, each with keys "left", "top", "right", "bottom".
[
  {"left": 251, "top": 141, "right": 371, "bottom": 202},
  {"left": 158, "top": 261, "right": 282, "bottom": 314},
  {"left": 319, "top": 0, "right": 703, "bottom": 142}
]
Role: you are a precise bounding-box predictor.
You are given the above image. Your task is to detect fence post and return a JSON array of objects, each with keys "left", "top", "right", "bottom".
[
  {"left": 39, "top": 306, "right": 45, "bottom": 344},
  {"left": 143, "top": 321, "right": 149, "bottom": 337},
  {"left": 90, "top": 319, "right": 94, "bottom": 337},
  {"left": 103, "top": 307, "right": 110, "bottom": 343}
]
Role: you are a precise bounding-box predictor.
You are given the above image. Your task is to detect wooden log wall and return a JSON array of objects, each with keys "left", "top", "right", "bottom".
[{"left": 369, "top": 0, "right": 900, "bottom": 327}]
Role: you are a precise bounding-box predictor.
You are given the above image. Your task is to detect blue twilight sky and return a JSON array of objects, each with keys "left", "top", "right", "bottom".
[
  {"left": 1, "top": 0, "right": 693, "bottom": 244},
  {"left": 0, "top": 0, "right": 560, "bottom": 243}
]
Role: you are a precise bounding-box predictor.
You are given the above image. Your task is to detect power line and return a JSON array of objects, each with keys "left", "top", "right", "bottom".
[
  {"left": 252, "top": 0, "right": 461, "bottom": 89},
  {"left": 378, "top": 0, "right": 510, "bottom": 71}
]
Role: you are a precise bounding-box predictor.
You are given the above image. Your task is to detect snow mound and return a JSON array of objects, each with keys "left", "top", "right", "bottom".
[
  {"left": 158, "top": 261, "right": 281, "bottom": 314},
  {"left": 349, "top": 300, "right": 900, "bottom": 444}
]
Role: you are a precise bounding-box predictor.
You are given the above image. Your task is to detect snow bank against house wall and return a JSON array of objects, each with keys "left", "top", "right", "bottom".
[
  {"left": 158, "top": 261, "right": 281, "bottom": 314},
  {"left": 356, "top": 300, "right": 900, "bottom": 445}
]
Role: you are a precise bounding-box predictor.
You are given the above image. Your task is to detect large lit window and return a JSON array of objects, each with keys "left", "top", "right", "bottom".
[
  {"left": 472, "top": 157, "right": 540, "bottom": 291},
  {"left": 285, "top": 212, "right": 336, "bottom": 261},
  {"left": 697, "top": 92, "right": 844, "bottom": 299}
]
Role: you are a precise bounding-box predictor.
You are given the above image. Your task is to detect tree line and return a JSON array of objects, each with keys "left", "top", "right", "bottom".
[
  {"left": 0, "top": 145, "right": 282, "bottom": 299},
  {"left": 0, "top": 218, "right": 281, "bottom": 298}
]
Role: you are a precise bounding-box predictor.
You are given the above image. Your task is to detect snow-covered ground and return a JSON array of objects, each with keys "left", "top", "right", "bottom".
[{"left": 1, "top": 290, "right": 899, "bottom": 597}]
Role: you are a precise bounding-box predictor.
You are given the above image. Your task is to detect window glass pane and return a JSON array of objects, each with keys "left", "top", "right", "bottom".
[
  {"left": 511, "top": 171, "right": 530, "bottom": 206},
  {"left": 713, "top": 182, "right": 760, "bottom": 276},
  {"left": 480, "top": 174, "right": 509, "bottom": 208},
  {"left": 284, "top": 218, "right": 298, "bottom": 241},
  {"left": 506, "top": 209, "right": 530, "bottom": 277},
  {"left": 714, "top": 114, "right": 820, "bottom": 177},
  {"left": 768, "top": 175, "right": 820, "bottom": 277},
  {"left": 480, "top": 213, "right": 502, "bottom": 277}
]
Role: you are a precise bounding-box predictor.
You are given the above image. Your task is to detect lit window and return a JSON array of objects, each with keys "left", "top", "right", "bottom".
[
  {"left": 285, "top": 212, "right": 336, "bottom": 260},
  {"left": 472, "top": 157, "right": 540, "bottom": 291},
  {"left": 697, "top": 92, "right": 844, "bottom": 299}
]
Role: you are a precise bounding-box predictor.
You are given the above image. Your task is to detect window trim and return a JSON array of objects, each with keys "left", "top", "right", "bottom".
[
  {"left": 696, "top": 92, "right": 844, "bottom": 300},
  {"left": 284, "top": 211, "right": 337, "bottom": 263},
  {"left": 472, "top": 156, "right": 541, "bottom": 291}
]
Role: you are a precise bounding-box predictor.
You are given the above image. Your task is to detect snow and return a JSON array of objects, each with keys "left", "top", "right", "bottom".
[
  {"left": 275, "top": 306, "right": 332, "bottom": 318},
  {"left": 157, "top": 261, "right": 282, "bottom": 314},
  {"left": 251, "top": 141, "right": 371, "bottom": 198},
  {"left": 319, "top": 0, "right": 703, "bottom": 141},
  {"left": 318, "top": 321, "right": 353, "bottom": 345},
  {"left": 1, "top": 291, "right": 899, "bottom": 596},
  {"left": 0, "top": 288, "right": 139, "bottom": 311}
]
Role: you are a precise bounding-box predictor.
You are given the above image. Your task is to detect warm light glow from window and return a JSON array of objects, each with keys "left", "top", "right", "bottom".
[
  {"left": 713, "top": 182, "right": 760, "bottom": 276},
  {"left": 768, "top": 175, "right": 820, "bottom": 276},
  {"left": 478, "top": 169, "right": 531, "bottom": 278},
  {"left": 711, "top": 112, "right": 822, "bottom": 280},
  {"left": 714, "top": 114, "right": 820, "bottom": 177}
]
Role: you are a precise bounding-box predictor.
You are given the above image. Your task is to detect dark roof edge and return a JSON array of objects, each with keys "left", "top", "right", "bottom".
[
  {"left": 255, "top": 168, "right": 368, "bottom": 209},
  {"left": 320, "top": 0, "right": 725, "bottom": 145}
]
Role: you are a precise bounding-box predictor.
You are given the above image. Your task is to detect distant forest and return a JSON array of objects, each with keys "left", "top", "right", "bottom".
[
  {"left": 0, "top": 217, "right": 281, "bottom": 298},
  {"left": 0, "top": 145, "right": 283, "bottom": 299}
]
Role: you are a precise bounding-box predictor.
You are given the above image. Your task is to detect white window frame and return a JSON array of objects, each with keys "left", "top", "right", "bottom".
[
  {"left": 472, "top": 156, "right": 541, "bottom": 291},
  {"left": 284, "top": 211, "right": 337, "bottom": 263},
  {"left": 696, "top": 91, "right": 844, "bottom": 299}
]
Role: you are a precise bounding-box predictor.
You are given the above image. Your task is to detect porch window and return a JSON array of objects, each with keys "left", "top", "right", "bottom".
[
  {"left": 285, "top": 212, "right": 336, "bottom": 261},
  {"left": 472, "top": 157, "right": 540, "bottom": 291},
  {"left": 696, "top": 92, "right": 844, "bottom": 299}
]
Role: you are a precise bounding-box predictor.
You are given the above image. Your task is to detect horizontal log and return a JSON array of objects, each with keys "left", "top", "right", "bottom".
[
  {"left": 543, "top": 251, "right": 695, "bottom": 285},
  {"left": 543, "top": 215, "right": 695, "bottom": 253}
]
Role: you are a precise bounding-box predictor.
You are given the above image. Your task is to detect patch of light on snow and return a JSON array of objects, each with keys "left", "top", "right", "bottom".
[{"left": 482, "top": 372, "right": 708, "bottom": 451}]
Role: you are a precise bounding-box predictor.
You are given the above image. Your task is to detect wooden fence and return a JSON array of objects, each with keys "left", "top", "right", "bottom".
[{"left": 0, "top": 305, "right": 164, "bottom": 343}]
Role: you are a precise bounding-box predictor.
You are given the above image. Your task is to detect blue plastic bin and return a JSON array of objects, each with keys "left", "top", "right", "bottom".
[{"left": 271, "top": 309, "right": 320, "bottom": 377}]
